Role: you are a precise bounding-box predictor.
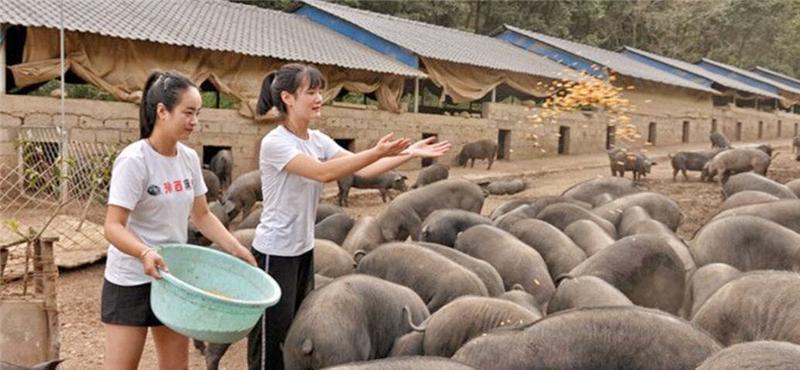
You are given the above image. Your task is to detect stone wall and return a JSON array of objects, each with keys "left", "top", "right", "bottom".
[
  {"left": 1, "top": 94, "right": 799, "bottom": 178},
  {"left": 0, "top": 95, "right": 270, "bottom": 179},
  {"left": 712, "top": 105, "right": 799, "bottom": 144}
]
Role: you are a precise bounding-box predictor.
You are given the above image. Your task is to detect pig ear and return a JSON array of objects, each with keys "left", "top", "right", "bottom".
[
  {"left": 302, "top": 338, "right": 314, "bottom": 354},
  {"left": 353, "top": 250, "right": 367, "bottom": 264}
]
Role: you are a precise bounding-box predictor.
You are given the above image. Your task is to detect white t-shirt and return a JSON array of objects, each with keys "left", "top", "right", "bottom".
[
  {"left": 104, "top": 140, "right": 207, "bottom": 286},
  {"left": 252, "top": 125, "right": 341, "bottom": 256}
]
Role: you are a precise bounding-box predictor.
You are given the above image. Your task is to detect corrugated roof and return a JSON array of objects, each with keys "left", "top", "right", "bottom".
[
  {"left": 622, "top": 47, "right": 781, "bottom": 99},
  {"left": 0, "top": 0, "right": 425, "bottom": 78},
  {"left": 752, "top": 66, "right": 800, "bottom": 88},
  {"left": 500, "top": 25, "right": 717, "bottom": 94},
  {"left": 700, "top": 58, "right": 800, "bottom": 96},
  {"left": 296, "top": 0, "right": 574, "bottom": 80}
]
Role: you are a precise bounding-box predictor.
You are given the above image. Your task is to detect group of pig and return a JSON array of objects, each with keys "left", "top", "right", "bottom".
[
  {"left": 188, "top": 149, "right": 800, "bottom": 370},
  {"left": 669, "top": 131, "right": 779, "bottom": 183},
  {"left": 335, "top": 138, "right": 520, "bottom": 207},
  {"left": 608, "top": 131, "right": 798, "bottom": 183}
]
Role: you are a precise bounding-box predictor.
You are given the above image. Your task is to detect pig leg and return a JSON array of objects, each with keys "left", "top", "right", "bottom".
[
  {"left": 0, "top": 247, "right": 7, "bottom": 281},
  {"left": 682, "top": 169, "right": 689, "bottom": 181},
  {"left": 193, "top": 339, "right": 206, "bottom": 354},
  {"left": 340, "top": 187, "right": 350, "bottom": 207},
  {"left": 672, "top": 168, "right": 678, "bottom": 181},
  {"left": 379, "top": 188, "right": 389, "bottom": 203},
  {"left": 205, "top": 342, "right": 232, "bottom": 370},
  {"left": 240, "top": 202, "right": 253, "bottom": 224}
]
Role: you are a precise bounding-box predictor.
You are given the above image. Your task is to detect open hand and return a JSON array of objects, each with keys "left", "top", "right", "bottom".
[
  {"left": 374, "top": 133, "right": 411, "bottom": 157},
  {"left": 402, "top": 136, "right": 452, "bottom": 158}
]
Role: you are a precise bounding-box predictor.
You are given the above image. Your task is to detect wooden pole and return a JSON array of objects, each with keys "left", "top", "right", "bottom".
[
  {"left": 491, "top": 86, "right": 496, "bottom": 103},
  {"left": 0, "top": 24, "right": 6, "bottom": 94},
  {"left": 39, "top": 237, "right": 60, "bottom": 360},
  {"left": 59, "top": 3, "right": 71, "bottom": 205},
  {"left": 413, "top": 77, "right": 420, "bottom": 113}
]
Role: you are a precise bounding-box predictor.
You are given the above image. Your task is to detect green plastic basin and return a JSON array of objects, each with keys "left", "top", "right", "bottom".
[{"left": 150, "top": 244, "right": 280, "bottom": 343}]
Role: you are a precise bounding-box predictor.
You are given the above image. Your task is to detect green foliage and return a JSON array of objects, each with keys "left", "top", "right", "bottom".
[
  {"left": 201, "top": 91, "right": 239, "bottom": 110},
  {"left": 228, "top": 0, "right": 294, "bottom": 11},
  {"left": 27, "top": 80, "right": 116, "bottom": 101}
]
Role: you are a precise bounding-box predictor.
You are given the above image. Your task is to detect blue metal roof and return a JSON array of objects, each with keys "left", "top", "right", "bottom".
[
  {"left": 621, "top": 47, "right": 782, "bottom": 100},
  {"left": 495, "top": 25, "right": 717, "bottom": 94},
  {"left": 752, "top": 66, "right": 800, "bottom": 91},
  {"left": 494, "top": 29, "right": 607, "bottom": 80},
  {"left": 697, "top": 58, "right": 800, "bottom": 97},
  {"left": 293, "top": 0, "right": 575, "bottom": 81}
]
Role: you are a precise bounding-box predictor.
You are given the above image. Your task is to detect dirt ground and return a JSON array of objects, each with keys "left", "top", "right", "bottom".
[{"left": 8, "top": 141, "right": 800, "bottom": 370}]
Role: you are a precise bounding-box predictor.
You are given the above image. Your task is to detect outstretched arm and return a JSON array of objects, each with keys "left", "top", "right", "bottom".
[
  {"left": 284, "top": 133, "right": 410, "bottom": 183},
  {"left": 347, "top": 137, "right": 452, "bottom": 178}
]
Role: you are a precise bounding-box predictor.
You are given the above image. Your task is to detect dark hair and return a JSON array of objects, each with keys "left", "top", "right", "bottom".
[
  {"left": 139, "top": 71, "right": 197, "bottom": 139},
  {"left": 257, "top": 63, "right": 326, "bottom": 116}
]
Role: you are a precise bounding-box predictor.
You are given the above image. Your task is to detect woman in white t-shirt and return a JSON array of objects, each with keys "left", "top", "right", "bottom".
[
  {"left": 102, "top": 71, "right": 256, "bottom": 370},
  {"left": 247, "top": 63, "right": 451, "bottom": 370}
]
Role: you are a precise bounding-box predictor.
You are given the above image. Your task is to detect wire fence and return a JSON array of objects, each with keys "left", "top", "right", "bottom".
[{"left": 0, "top": 126, "right": 118, "bottom": 296}]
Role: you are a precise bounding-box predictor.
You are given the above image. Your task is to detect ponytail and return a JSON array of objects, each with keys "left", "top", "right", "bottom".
[
  {"left": 139, "top": 70, "right": 196, "bottom": 139},
  {"left": 256, "top": 63, "right": 326, "bottom": 117},
  {"left": 257, "top": 73, "right": 276, "bottom": 115}
]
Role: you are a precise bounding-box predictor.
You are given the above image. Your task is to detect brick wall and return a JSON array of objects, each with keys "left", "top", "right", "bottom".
[{"left": 1, "top": 94, "right": 798, "bottom": 177}]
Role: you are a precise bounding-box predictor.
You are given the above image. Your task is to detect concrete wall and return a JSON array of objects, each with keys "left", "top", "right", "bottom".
[
  {"left": 482, "top": 102, "right": 608, "bottom": 156},
  {"left": 620, "top": 80, "right": 715, "bottom": 148},
  {"left": 1, "top": 94, "right": 798, "bottom": 178},
  {"left": 712, "top": 104, "right": 800, "bottom": 144},
  {"left": 0, "top": 95, "right": 608, "bottom": 176},
  {"left": 0, "top": 300, "right": 52, "bottom": 366}
]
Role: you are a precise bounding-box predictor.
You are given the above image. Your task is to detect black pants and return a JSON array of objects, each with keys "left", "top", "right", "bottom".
[{"left": 247, "top": 249, "right": 314, "bottom": 370}]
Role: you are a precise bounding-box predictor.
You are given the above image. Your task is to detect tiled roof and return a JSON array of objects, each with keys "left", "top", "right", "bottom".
[
  {"left": 296, "top": 0, "right": 575, "bottom": 80},
  {"left": 622, "top": 47, "right": 781, "bottom": 99},
  {"left": 500, "top": 25, "right": 717, "bottom": 94},
  {"left": 700, "top": 58, "right": 800, "bottom": 96},
  {"left": 0, "top": 0, "right": 425, "bottom": 77}
]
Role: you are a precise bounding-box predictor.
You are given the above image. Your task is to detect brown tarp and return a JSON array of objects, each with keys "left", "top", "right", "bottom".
[
  {"left": 421, "top": 57, "right": 555, "bottom": 103},
  {"left": 10, "top": 27, "right": 408, "bottom": 116}
]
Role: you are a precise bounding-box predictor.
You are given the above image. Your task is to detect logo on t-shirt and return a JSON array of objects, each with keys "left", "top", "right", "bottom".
[
  {"left": 149, "top": 179, "right": 193, "bottom": 196},
  {"left": 146, "top": 179, "right": 192, "bottom": 196},
  {"left": 147, "top": 185, "right": 161, "bottom": 196}
]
